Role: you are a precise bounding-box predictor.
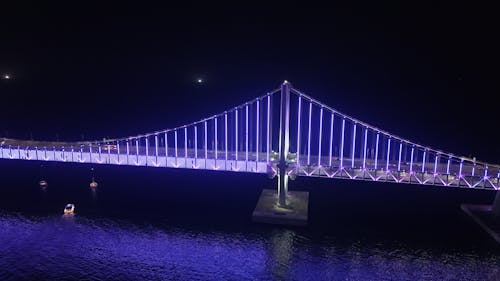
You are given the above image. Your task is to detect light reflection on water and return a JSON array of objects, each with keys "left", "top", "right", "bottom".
[
  {"left": 1, "top": 212, "right": 499, "bottom": 281},
  {"left": 0, "top": 161, "right": 499, "bottom": 280}
]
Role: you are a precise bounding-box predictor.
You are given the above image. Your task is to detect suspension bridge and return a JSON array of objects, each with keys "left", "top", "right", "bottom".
[{"left": 1, "top": 81, "right": 499, "bottom": 228}]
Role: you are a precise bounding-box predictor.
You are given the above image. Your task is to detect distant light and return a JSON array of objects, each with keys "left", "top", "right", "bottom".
[
  {"left": 2, "top": 74, "right": 11, "bottom": 80},
  {"left": 197, "top": 78, "right": 203, "bottom": 83}
]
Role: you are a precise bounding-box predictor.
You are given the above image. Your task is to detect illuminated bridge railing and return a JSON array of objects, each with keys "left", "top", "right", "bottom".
[
  {"left": 0, "top": 145, "right": 271, "bottom": 173},
  {"left": 285, "top": 87, "right": 500, "bottom": 190}
]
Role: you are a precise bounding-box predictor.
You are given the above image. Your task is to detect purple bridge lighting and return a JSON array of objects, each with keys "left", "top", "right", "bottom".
[{"left": 1, "top": 81, "right": 499, "bottom": 207}]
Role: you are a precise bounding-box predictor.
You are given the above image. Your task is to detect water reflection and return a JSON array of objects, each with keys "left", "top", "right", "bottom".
[
  {"left": 0, "top": 212, "right": 499, "bottom": 280},
  {"left": 268, "top": 229, "right": 295, "bottom": 279},
  {"left": 91, "top": 187, "right": 97, "bottom": 200},
  {"left": 61, "top": 214, "right": 75, "bottom": 227}
]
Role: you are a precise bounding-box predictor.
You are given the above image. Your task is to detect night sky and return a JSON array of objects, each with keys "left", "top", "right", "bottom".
[{"left": 1, "top": 3, "right": 498, "bottom": 163}]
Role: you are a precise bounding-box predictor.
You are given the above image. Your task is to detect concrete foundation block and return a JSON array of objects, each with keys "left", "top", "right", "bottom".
[{"left": 252, "top": 189, "right": 309, "bottom": 226}]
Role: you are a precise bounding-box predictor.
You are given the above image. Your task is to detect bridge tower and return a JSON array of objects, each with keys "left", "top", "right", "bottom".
[
  {"left": 252, "top": 81, "right": 309, "bottom": 226},
  {"left": 277, "top": 80, "right": 291, "bottom": 207}
]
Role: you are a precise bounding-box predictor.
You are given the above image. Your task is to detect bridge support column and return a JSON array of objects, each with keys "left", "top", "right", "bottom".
[
  {"left": 252, "top": 81, "right": 309, "bottom": 226},
  {"left": 277, "top": 80, "right": 291, "bottom": 207},
  {"left": 277, "top": 171, "right": 288, "bottom": 207}
]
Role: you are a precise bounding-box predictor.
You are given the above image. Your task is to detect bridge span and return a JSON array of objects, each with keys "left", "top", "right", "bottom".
[{"left": 1, "top": 81, "right": 499, "bottom": 227}]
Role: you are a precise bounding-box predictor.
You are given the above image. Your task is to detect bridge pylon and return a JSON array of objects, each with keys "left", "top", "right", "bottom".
[
  {"left": 252, "top": 81, "right": 309, "bottom": 226},
  {"left": 277, "top": 80, "right": 291, "bottom": 207}
]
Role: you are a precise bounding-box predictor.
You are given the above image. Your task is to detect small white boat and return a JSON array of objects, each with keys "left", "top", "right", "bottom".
[
  {"left": 39, "top": 180, "right": 48, "bottom": 188},
  {"left": 64, "top": 203, "right": 75, "bottom": 215}
]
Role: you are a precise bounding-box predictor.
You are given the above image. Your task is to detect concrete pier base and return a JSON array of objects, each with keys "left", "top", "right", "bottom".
[
  {"left": 252, "top": 189, "right": 309, "bottom": 226},
  {"left": 461, "top": 191, "right": 500, "bottom": 244}
]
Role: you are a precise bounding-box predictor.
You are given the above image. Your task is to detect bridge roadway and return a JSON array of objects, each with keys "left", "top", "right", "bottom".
[
  {"left": 1, "top": 138, "right": 498, "bottom": 189},
  {"left": 0, "top": 138, "right": 269, "bottom": 173}
]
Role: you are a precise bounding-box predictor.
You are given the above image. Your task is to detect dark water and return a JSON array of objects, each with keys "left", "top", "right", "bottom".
[{"left": 1, "top": 160, "right": 499, "bottom": 280}]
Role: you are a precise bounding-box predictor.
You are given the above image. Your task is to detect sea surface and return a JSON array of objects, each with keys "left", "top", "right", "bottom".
[{"left": 1, "top": 160, "right": 499, "bottom": 280}]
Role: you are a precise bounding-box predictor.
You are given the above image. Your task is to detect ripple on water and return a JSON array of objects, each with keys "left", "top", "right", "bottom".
[{"left": 0, "top": 212, "right": 499, "bottom": 280}]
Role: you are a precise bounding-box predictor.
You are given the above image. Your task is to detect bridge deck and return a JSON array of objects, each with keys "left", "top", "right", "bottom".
[
  {"left": 1, "top": 139, "right": 498, "bottom": 190},
  {"left": 0, "top": 140, "right": 268, "bottom": 174}
]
